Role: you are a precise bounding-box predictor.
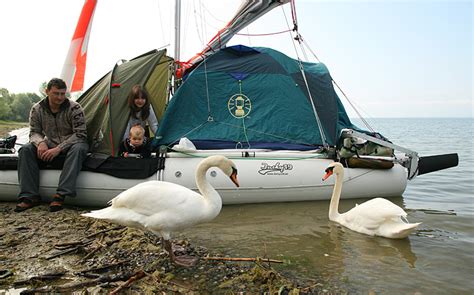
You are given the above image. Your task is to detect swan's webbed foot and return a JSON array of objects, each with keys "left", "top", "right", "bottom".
[
  {"left": 401, "top": 215, "right": 409, "bottom": 223},
  {"left": 171, "top": 244, "right": 186, "bottom": 253},
  {"left": 173, "top": 255, "right": 199, "bottom": 267},
  {"left": 161, "top": 238, "right": 198, "bottom": 267}
]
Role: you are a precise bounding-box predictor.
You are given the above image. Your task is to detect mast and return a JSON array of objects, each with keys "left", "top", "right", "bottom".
[
  {"left": 174, "top": 0, "right": 181, "bottom": 61},
  {"left": 173, "top": 0, "right": 181, "bottom": 91}
]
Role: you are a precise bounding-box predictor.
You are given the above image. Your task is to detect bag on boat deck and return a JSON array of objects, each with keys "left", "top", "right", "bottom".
[
  {"left": 0, "top": 135, "right": 17, "bottom": 154},
  {"left": 338, "top": 135, "right": 393, "bottom": 159},
  {"left": 342, "top": 157, "right": 394, "bottom": 170},
  {"left": 337, "top": 132, "right": 394, "bottom": 170}
]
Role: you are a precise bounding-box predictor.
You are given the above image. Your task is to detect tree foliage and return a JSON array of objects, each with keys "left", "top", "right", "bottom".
[{"left": 0, "top": 88, "right": 42, "bottom": 122}]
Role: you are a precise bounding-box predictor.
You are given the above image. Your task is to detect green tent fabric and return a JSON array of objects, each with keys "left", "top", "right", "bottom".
[
  {"left": 77, "top": 49, "right": 173, "bottom": 155},
  {"left": 155, "top": 45, "right": 358, "bottom": 150}
]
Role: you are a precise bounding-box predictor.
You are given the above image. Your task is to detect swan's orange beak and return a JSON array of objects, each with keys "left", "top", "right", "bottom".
[
  {"left": 322, "top": 169, "right": 333, "bottom": 181},
  {"left": 230, "top": 167, "right": 239, "bottom": 187}
]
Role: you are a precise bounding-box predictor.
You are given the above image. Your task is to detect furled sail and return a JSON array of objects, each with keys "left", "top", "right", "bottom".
[
  {"left": 60, "top": 0, "right": 98, "bottom": 92},
  {"left": 180, "top": 0, "right": 290, "bottom": 75}
]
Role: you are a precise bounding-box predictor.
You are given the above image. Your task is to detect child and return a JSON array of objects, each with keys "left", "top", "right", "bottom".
[
  {"left": 123, "top": 85, "right": 159, "bottom": 141},
  {"left": 119, "top": 124, "right": 151, "bottom": 158}
]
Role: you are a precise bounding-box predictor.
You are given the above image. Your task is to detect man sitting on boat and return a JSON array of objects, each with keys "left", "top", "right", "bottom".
[{"left": 14, "top": 78, "right": 88, "bottom": 213}]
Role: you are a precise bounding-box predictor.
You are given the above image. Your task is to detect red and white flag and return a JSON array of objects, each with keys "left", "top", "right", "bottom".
[{"left": 60, "top": 0, "right": 97, "bottom": 92}]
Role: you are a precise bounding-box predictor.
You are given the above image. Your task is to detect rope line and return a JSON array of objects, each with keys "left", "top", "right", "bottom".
[
  {"left": 166, "top": 118, "right": 323, "bottom": 148},
  {"left": 203, "top": 56, "right": 211, "bottom": 116},
  {"left": 299, "top": 39, "right": 374, "bottom": 132},
  {"left": 283, "top": 6, "right": 329, "bottom": 147},
  {"left": 166, "top": 121, "right": 209, "bottom": 148},
  {"left": 290, "top": 0, "right": 298, "bottom": 28},
  {"left": 172, "top": 149, "right": 328, "bottom": 161},
  {"left": 213, "top": 121, "right": 320, "bottom": 147},
  {"left": 241, "top": 117, "right": 251, "bottom": 149},
  {"left": 238, "top": 80, "right": 251, "bottom": 149},
  {"left": 235, "top": 29, "right": 292, "bottom": 37}
]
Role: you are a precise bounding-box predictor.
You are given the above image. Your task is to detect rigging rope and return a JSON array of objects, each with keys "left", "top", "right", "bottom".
[
  {"left": 283, "top": 5, "right": 329, "bottom": 148},
  {"left": 167, "top": 121, "right": 209, "bottom": 149},
  {"left": 298, "top": 39, "right": 375, "bottom": 132},
  {"left": 168, "top": 119, "right": 324, "bottom": 151},
  {"left": 172, "top": 149, "right": 328, "bottom": 161},
  {"left": 290, "top": 0, "right": 298, "bottom": 29},
  {"left": 285, "top": 0, "right": 374, "bottom": 133},
  {"left": 178, "top": 0, "right": 376, "bottom": 150},
  {"left": 156, "top": 0, "right": 166, "bottom": 47},
  {"left": 245, "top": 27, "right": 252, "bottom": 46},
  {"left": 192, "top": 0, "right": 205, "bottom": 46},
  {"left": 235, "top": 29, "right": 292, "bottom": 37},
  {"left": 215, "top": 121, "right": 319, "bottom": 146},
  {"left": 203, "top": 56, "right": 211, "bottom": 117},
  {"left": 238, "top": 80, "right": 251, "bottom": 149}
]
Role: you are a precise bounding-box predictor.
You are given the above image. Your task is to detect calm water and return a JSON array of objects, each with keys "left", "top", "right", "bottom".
[{"left": 182, "top": 118, "right": 474, "bottom": 294}]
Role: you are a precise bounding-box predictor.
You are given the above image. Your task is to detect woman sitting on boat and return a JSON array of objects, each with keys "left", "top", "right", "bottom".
[{"left": 123, "top": 84, "right": 159, "bottom": 141}]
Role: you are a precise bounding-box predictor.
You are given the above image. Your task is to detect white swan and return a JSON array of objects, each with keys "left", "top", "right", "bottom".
[
  {"left": 82, "top": 155, "right": 239, "bottom": 266},
  {"left": 322, "top": 162, "right": 421, "bottom": 239}
]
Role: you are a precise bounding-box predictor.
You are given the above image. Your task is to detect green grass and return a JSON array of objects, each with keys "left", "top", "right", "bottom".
[{"left": 0, "top": 120, "right": 28, "bottom": 138}]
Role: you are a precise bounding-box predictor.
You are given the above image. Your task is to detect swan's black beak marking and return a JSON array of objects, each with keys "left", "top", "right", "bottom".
[
  {"left": 322, "top": 167, "right": 334, "bottom": 181},
  {"left": 230, "top": 167, "right": 239, "bottom": 187}
]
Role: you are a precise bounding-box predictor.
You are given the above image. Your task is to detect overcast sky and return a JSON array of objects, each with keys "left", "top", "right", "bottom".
[{"left": 0, "top": 0, "right": 471, "bottom": 118}]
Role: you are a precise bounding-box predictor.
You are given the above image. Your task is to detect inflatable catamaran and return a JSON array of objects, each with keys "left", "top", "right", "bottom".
[{"left": 0, "top": 1, "right": 458, "bottom": 207}]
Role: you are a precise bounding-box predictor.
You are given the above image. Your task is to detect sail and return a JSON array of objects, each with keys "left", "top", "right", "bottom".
[
  {"left": 60, "top": 0, "right": 98, "bottom": 92},
  {"left": 181, "top": 0, "right": 290, "bottom": 74}
]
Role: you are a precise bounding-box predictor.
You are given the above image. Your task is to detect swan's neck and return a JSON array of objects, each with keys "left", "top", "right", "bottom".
[
  {"left": 195, "top": 161, "right": 222, "bottom": 211},
  {"left": 328, "top": 169, "right": 343, "bottom": 221}
]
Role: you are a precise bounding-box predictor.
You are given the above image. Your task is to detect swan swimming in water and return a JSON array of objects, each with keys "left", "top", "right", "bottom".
[
  {"left": 322, "top": 162, "right": 421, "bottom": 239},
  {"left": 82, "top": 155, "right": 239, "bottom": 266}
]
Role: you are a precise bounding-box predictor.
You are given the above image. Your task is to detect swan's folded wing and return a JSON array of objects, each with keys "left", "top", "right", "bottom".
[
  {"left": 110, "top": 181, "right": 202, "bottom": 216},
  {"left": 82, "top": 207, "right": 146, "bottom": 229},
  {"left": 344, "top": 210, "right": 382, "bottom": 231},
  {"left": 346, "top": 198, "right": 407, "bottom": 229}
]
